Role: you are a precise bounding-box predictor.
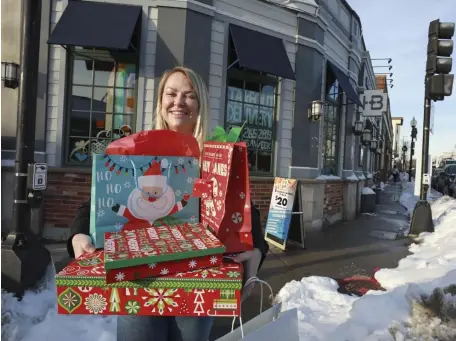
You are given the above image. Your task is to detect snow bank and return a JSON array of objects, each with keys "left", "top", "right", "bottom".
[
  {"left": 399, "top": 181, "right": 442, "bottom": 215},
  {"left": 362, "top": 187, "right": 376, "bottom": 195},
  {"left": 1, "top": 265, "right": 116, "bottom": 341},
  {"left": 277, "top": 195, "right": 456, "bottom": 341}
]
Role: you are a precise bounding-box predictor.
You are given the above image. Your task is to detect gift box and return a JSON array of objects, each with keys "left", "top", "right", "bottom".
[
  {"left": 56, "top": 251, "right": 242, "bottom": 317},
  {"left": 104, "top": 223, "right": 226, "bottom": 283}
]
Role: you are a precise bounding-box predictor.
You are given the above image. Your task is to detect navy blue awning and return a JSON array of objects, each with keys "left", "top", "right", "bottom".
[
  {"left": 328, "top": 62, "right": 363, "bottom": 108},
  {"left": 47, "top": 1, "right": 141, "bottom": 50},
  {"left": 229, "top": 24, "right": 296, "bottom": 80}
]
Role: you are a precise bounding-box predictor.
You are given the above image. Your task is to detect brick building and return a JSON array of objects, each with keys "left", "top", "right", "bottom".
[{"left": 2, "top": 0, "right": 388, "bottom": 240}]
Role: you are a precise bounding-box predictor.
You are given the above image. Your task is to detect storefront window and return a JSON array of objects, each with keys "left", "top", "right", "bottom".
[
  {"left": 66, "top": 49, "right": 138, "bottom": 165},
  {"left": 322, "top": 68, "right": 342, "bottom": 175},
  {"left": 224, "top": 38, "right": 277, "bottom": 174}
]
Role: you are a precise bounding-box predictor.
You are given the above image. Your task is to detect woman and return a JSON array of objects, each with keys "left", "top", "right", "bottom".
[{"left": 67, "top": 67, "right": 269, "bottom": 341}]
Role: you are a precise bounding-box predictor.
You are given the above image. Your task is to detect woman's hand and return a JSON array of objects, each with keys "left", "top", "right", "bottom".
[
  {"left": 72, "top": 233, "right": 96, "bottom": 259},
  {"left": 233, "top": 248, "right": 262, "bottom": 302}
]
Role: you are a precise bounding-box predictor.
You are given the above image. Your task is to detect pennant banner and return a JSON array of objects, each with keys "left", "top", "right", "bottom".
[{"left": 100, "top": 154, "right": 195, "bottom": 176}]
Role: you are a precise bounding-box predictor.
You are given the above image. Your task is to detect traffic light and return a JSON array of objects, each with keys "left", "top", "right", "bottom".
[{"left": 426, "top": 19, "right": 455, "bottom": 101}]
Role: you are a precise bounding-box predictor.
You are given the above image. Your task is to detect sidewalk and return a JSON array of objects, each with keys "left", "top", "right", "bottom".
[{"left": 43, "top": 182, "right": 411, "bottom": 340}]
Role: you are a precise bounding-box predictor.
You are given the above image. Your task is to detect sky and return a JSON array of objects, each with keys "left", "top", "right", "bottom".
[{"left": 348, "top": 0, "right": 456, "bottom": 157}]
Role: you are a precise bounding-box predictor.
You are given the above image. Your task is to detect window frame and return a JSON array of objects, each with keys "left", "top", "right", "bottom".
[
  {"left": 321, "top": 68, "right": 342, "bottom": 176},
  {"left": 224, "top": 61, "right": 279, "bottom": 177},
  {"left": 63, "top": 47, "right": 139, "bottom": 167}
]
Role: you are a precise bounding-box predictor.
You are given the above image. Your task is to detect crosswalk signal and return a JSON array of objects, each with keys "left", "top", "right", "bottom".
[{"left": 426, "top": 19, "right": 455, "bottom": 101}]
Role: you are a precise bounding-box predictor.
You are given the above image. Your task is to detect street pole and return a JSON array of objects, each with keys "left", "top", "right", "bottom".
[
  {"left": 420, "top": 97, "right": 431, "bottom": 200},
  {"left": 408, "top": 139, "right": 414, "bottom": 182},
  {"left": 1, "top": 0, "right": 51, "bottom": 298},
  {"left": 409, "top": 80, "right": 434, "bottom": 236}
]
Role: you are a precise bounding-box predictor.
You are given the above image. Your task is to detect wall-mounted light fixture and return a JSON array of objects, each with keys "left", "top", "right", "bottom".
[
  {"left": 373, "top": 65, "right": 393, "bottom": 71},
  {"left": 353, "top": 120, "right": 364, "bottom": 135},
  {"left": 361, "top": 129, "right": 372, "bottom": 146},
  {"left": 308, "top": 100, "right": 324, "bottom": 121},
  {"left": 370, "top": 139, "right": 378, "bottom": 151},
  {"left": 1, "top": 61, "right": 20, "bottom": 89},
  {"left": 372, "top": 58, "right": 392, "bottom": 64}
]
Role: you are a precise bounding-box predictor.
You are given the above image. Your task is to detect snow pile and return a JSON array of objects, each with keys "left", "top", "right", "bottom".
[
  {"left": 362, "top": 187, "right": 376, "bottom": 195},
  {"left": 1, "top": 265, "right": 116, "bottom": 341},
  {"left": 277, "top": 195, "right": 456, "bottom": 341},
  {"left": 399, "top": 181, "right": 441, "bottom": 215},
  {"left": 316, "top": 175, "right": 341, "bottom": 180},
  {"left": 346, "top": 174, "right": 359, "bottom": 181}
]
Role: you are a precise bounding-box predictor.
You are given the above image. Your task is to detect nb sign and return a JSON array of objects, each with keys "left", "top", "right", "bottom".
[{"left": 360, "top": 90, "right": 387, "bottom": 117}]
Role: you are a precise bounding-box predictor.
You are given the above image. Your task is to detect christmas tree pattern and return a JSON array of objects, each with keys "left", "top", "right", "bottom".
[
  {"left": 193, "top": 289, "right": 205, "bottom": 315},
  {"left": 109, "top": 288, "right": 120, "bottom": 313}
]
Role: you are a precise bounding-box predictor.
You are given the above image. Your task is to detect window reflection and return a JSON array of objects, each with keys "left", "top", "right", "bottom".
[
  {"left": 67, "top": 54, "right": 137, "bottom": 165},
  {"left": 225, "top": 78, "right": 276, "bottom": 173},
  {"left": 322, "top": 66, "right": 341, "bottom": 175}
]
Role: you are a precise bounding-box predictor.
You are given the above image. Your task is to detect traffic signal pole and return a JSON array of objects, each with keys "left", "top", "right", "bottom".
[
  {"left": 410, "top": 19, "right": 454, "bottom": 237},
  {"left": 420, "top": 96, "right": 432, "bottom": 200},
  {"left": 1, "top": 0, "right": 51, "bottom": 298}
]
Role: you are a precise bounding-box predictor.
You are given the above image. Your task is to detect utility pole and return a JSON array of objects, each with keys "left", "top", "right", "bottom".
[
  {"left": 1, "top": 0, "right": 51, "bottom": 298},
  {"left": 410, "top": 19, "right": 455, "bottom": 236}
]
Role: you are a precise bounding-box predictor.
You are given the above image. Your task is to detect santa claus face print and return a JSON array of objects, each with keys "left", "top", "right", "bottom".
[
  {"left": 127, "top": 185, "right": 176, "bottom": 223},
  {"left": 161, "top": 71, "right": 199, "bottom": 135},
  {"left": 141, "top": 185, "right": 164, "bottom": 202}
]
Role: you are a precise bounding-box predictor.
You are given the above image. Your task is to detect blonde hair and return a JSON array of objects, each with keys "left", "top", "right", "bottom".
[{"left": 153, "top": 66, "right": 209, "bottom": 150}]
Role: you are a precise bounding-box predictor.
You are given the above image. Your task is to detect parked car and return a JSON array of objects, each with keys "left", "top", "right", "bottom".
[
  {"left": 432, "top": 168, "right": 444, "bottom": 191},
  {"left": 440, "top": 164, "right": 456, "bottom": 197}
]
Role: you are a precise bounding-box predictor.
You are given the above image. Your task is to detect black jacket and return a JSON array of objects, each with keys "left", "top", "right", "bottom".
[{"left": 67, "top": 200, "right": 269, "bottom": 269}]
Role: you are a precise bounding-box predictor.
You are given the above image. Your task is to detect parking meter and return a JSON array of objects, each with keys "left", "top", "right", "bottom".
[{"left": 27, "top": 163, "right": 47, "bottom": 208}]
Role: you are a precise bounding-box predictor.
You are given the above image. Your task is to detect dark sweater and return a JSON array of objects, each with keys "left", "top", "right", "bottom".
[{"left": 67, "top": 200, "right": 269, "bottom": 269}]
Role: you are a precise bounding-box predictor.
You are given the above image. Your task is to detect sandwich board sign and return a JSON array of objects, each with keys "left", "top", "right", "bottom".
[{"left": 264, "top": 177, "right": 305, "bottom": 250}]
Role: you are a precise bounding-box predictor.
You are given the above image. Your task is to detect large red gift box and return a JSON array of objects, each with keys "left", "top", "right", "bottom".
[
  {"left": 56, "top": 251, "right": 242, "bottom": 317},
  {"left": 104, "top": 223, "right": 226, "bottom": 283}
]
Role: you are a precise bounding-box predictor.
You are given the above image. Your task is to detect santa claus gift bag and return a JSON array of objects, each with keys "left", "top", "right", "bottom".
[
  {"left": 193, "top": 125, "right": 254, "bottom": 254},
  {"left": 90, "top": 130, "right": 201, "bottom": 248}
]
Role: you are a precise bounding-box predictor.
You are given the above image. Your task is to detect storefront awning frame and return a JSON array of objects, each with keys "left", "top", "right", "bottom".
[
  {"left": 47, "top": 1, "right": 142, "bottom": 51},
  {"left": 328, "top": 62, "right": 364, "bottom": 108},
  {"left": 228, "top": 24, "right": 296, "bottom": 80}
]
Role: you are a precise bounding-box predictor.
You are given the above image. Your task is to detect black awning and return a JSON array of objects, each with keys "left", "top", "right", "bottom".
[
  {"left": 328, "top": 62, "right": 363, "bottom": 108},
  {"left": 47, "top": 1, "right": 142, "bottom": 50},
  {"left": 229, "top": 24, "right": 295, "bottom": 80}
]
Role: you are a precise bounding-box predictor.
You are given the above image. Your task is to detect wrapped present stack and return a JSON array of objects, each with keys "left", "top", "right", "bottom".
[{"left": 56, "top": 223, "right": 243, "bottom": 317}]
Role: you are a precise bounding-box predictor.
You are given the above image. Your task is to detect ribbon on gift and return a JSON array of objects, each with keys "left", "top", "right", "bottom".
[
  {"left": 193, "top": 122, "right": 246, "bottom": 198},
  {"left": 206, "top": 122, "right": 246, "bottom": 143}
]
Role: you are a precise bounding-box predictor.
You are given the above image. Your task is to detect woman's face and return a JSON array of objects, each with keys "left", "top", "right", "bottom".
[{"left": 160, "top": 72, "right": 199, "bottom": 135}]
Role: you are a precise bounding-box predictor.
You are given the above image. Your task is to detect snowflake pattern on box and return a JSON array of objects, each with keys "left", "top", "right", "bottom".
[
  {"left": 89, "top": 154, "right": 200, "bottom": 249},
  {"left": 56, "top": 251, "right": 242, "bottom": 317}
]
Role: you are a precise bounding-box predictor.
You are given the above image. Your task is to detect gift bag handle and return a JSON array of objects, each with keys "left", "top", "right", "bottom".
[{"left": 231, "top": 276, "right": 274, "bottom": 339}]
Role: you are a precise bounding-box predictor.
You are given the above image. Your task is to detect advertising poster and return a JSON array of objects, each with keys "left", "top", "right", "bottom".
[{"left": 264, "top": 177, "right": 298, "bottom": 250}]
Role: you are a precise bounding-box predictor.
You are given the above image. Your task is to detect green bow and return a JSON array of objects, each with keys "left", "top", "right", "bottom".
[{"left": 207, "top": 121, "right": 246, "bottom": 143}]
